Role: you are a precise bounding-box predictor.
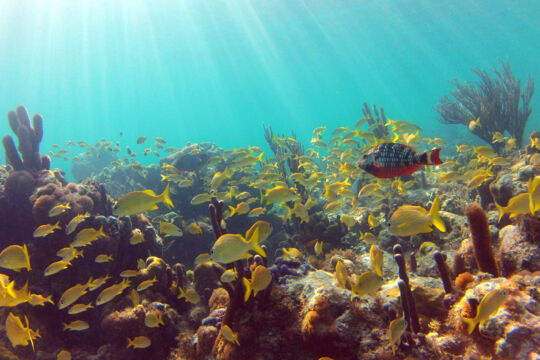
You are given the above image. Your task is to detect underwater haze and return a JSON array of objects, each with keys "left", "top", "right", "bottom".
[{"left": 0, "top": 0, "right": 539, "bottom": 173}]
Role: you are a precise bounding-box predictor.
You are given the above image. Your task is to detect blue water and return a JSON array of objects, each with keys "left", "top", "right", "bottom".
[{"left": 1, "top": 0, "right": 539, "bottom": 175}]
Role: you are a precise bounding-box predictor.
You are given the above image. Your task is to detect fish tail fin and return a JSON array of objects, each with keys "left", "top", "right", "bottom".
[
  {"left": 463, "top": 317, "right": 478, "bottom": 334},
  {"left": 248, "top": 228, "right": 266, "bottom": 258},
  {"left": 177, "top": 287, "right": 185, "bottom": 300},
  {"left": 529, "top": 177, "right": 539, "bottom": 214},
  {"left": 98, "top": 226, "right": 107, "bottom": 238},
  {"left": 495, "top": 201, "right": 505, "bottom": 223},
  {"left": 160, "top": 174, "right": 168, "bottom": 182},
  {"left": 126, "top": 338, "right": 134, "bottom": 348},
  {"left": 160, "top": 183, "right": 174, "bottom": 208},
  {"left": 23, "top": 244, "right": 31, "bottom": 271},
  {"left": 243, "top": 277, "right": 252, "bottom": 303},
  {"left": 62, "top": 322, "right": 69, "bottom": 331},
  {"left": 429, "top": 196, "right": 446, "bottom": 232},
  {"left": 422, "top": 148, "right": 442, "bottom": 165},
  {"left": 229, "top": 205, "right": 237, "bottom": 217}
]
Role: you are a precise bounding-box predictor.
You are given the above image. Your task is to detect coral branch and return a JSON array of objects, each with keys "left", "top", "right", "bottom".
[
  {"left": 465, "top": 203, "right": 499, "bottom": 277},
  {"left": 433, "top": 251, "right": 453, "bottom": 294}
]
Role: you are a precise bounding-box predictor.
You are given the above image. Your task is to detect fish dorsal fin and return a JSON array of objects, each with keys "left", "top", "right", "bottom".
[{"left": 141, "top": 189, "right": 157, "bottom": 196}]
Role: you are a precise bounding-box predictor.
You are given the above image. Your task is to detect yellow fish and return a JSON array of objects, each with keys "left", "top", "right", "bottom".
[
  {"left": 495, "top": 193, "right": 531, "bottom": 222},
  {"left": 127, "top": 335, "right": 151, "bottom": 349},
  {"left": 530, "top": 176, "right": 540, "bottom": 214},
  {"left": 389, "top": 317, "right": 407, "bottom": 355},
  {"left": 136, "top": 276, "right": 158, "bottom": 291},
  {"left": 144, "top": 312, "right": 164, "bottom": 328},
  {"left": 186, "top": 222, "right": 203, "bottom": 235},
  {"left": 194, "top": 253, "right": 212, "bottom": 266},
  {"left": 65, "top": 213, "right": 90, "bottom": 235},
  {"left": 243, "top": 265, "right": 272, "bottom": 302},
  {"left": 159, "top": 221, "right": 183, "bottom": 237},
  {"left": 58, "top": 281, "right": 91, "bottom": 309},
  {"left": 220, "top": 325, "right": 240, "bottom": 346},
  {"left": 120, "top": 269, "right": 140, "bottom": 278},
  {"left": 359, "top": 232, "right": 376, "bottom": 244},
  {"left": 220, "top": 268, "right": 238, "bottom": 283},
  {"left": 56, "top": 246, "right": 83, "bottom": 262},
  {"left": 177, "top": 287, "right": 200, "bottom": 304},
  {"left": 44, "top": 260, "right": 71, "bottom": 276},
  {"left": 88, "top": 275, "right": 111, "bottom": 291},
  {"left": 456, "top": 144, "right": 471, "bottom": 152},
  {"left": 282, "top": 247, "right": 303, "bottom": 262},
  {"left": 6, "top": 313, "right": 40, "bottom": 350},
  {"left": 248, "top": 207, "right": 266, "bottom": 217},
  {"left": 264, "top": 186, "right": 298, "bottom": 205},
  {"left": 335, "top": 260, "right": 349, "bottom": 289},
  {"left": 368, "top": 213, "right": 380, "bottom": 229},
  {"left": 72, "top": 226, "right": 107, "bottom": 248},
  {"left": 95, "top": 279, "right": 131, "bottom": 306},
  {"left": 113, "top": 184, "right": 173, "bottom": 216},
  {"left": 229, "top": 202, "right": 250, "bottom": 217},
  {"left": 33, "top": 222, "right": 61, "bottom": 238},
  {"left": 210, "top": 169, "right": 230, "bottom": 190},
  {"left": 286, "top": 202, "right": 309, "bottom": 223},
  {"left": 210, "top": 230, "right": 266, "bottom": 264},
  {"left": 314, "top": 240, "right": 323, "bottom": 256},
  {"left": 48, "top": 203, "right": 71, "bottom": 217},
  {"left": 129, "top": 288, "right": 140, "bottom": 307},
  {"left": 340, "top": 214, "right": 356, "bottom": 227},
  {"left": 388, "top": 196, "right": 445, "bottom": 237},
  {"left": 28, "top": 293, "right": 53, "bottom": 306},
  {"left": 244, "top": 220, "right": 273, "bottom": 244},
  {"left": 463, "top": 289, "right": 506, "bottom": 334},
  {"left": 94, "top": 254, "right": 113, "bottom": 263},
  {"left": 351, "top": 271, "right": 383, "bottom": 300},
  {"left": 505, "top": 137, "right": 517, "bottom": 151},
  {"left": 191, "top": 193, "right": 212, "bottom": 205},
  {"left": 68, "top": 302, "right": 93, "bottom": 315},
  {"left": 472, "top": 145, "right": 495, "bottom": 159},
  {"left": 63, "top": 320, "right": 89, "bottom": 331},
  {"left": 0, "top": 244, "right": 31, "bottom": 271},
  {"left": 468, "top": 117, "right": 482, "bottom": 131},
  {"left": 369, "top": 245, "right": 383, "bottom": 277}
]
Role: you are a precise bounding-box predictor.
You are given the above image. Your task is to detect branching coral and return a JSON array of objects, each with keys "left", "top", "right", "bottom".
[
  {"left": 465, "top": 203, "right": 499, "bottom": 277},
  {"left": 436, "top": 61, "right": 534, "bottom": 151},
  {"left": 2, "top": 105, "right": 50, "bottom": 174},
  {"left": 361, "top": 102, "right": 390, "bottom": 139}
]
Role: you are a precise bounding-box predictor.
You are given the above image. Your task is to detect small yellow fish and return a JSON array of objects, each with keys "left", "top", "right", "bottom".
[
  {"left": 44, "top": 260, "right": 71, "bottom": 276},
  {"left": 210, "top": 231, "right": 266, "bottom": 264},
  {"left": 335, "top": 260, "right": 349, "bottom": 289},
  {"left": 505, "top": 137, "right": 516, "bottom": 151},
  {"left": 495, "top": 192, "right": 530, "bottom": 222},
  {"left": 113, "top": 184, "right": 173, "bottom": 216},
  {"left": 68, "top": 302, "right": 93, "bottom": 315},
  {"left": 6, "top": 313, "right": 40, "bottom": 350},
  {"left": 137, "top": 276, "right": 158, "bottom": 291},
  {"left": 282, "top": 247, "right": 303, "bottom": 262},
  {"left": 127, "top": 335, "right": 151, "bottom": 349},
  {"left": 191, "top": 193, "right": 212, "bottom": 205},
  {"left": 177, "top": 287, "right": 200, "bottom": 304},
  {"left": 314, "top": 240, "right": 323, "bottom": 256},
  {"left": 33, "top": 222, "right": 61, "bottom": 238},
  {"left": 264, "top": 186, "right": 298, "bottom": 205},
  {"left": 120, "top": 269, "right": 140, "bottom": 278},
  {"left": 95, "top": 254, "right": 113, "bottom": 263},
  {"left": 340, "top": 214, "right": 356, "bottom": 227},
  {"left": 72, "top": 226, "right": 107, "bottom": 248},
  {"left": 220, "top": 324, "right": 240, "bottom": 346},
  {"left": 229, "top": 202, "right": 250, "bottom": 217},
  {"left": 472, "top": 145, "right": 495, "bottom": 159},
  {"left": 220, "top": 268, "right": 238, "bottom": 283},
  {"left": 210, "top": 169, "right": 230, "bottom": 190},
  {"left": 389, "top": 317, "right": 407, "bottom": 355},
  {"left": 456, "top": 144, "right": 471, "bottom": 152},
  {"left": 248, "top": 207, "right": 266, "bottom": 217},
  {"left": 369, "top": 245, "right": 383, "bottom": 277},
  {"left": 388, "top": 196, "right": 445, "bottom": 237},
  {"left": 439, "top": 171, "right": 461, "bottom": 183},
  {"left": 56, "top": 350, "right": 72, "bottom": 360},
  {"left": 463, "top": 289, "right": 506, "bottom": 334},
  {"left": 28, "top": 293, "right": 53, "bottom": 306},
  {"left": 56, "top": 246, "right": 84, "bottom": 262},
  {"left": 418, "top": 241, "right": 437, "bottom": 255},
  {"left": 95, "top": 279, "right": 130, "bottom": 306},
  {"left": 63, "top": 320, "right": 89, "bottom": 331},
  {"left": 359, "top": 232, "right": 376, "bottom": 244},
  {"left": 186, "top": 223, "right": 203, "bottom": 235},
  {"left": 65, "top": 213, "right": 90, "bottom": 235},
  {"left": 468, "top": 117, "right": 482, "bottom": 131},
  {"left": 128, "top": 288, "right": 140, "bottom": 307},
  {"left": 244, "top": 220, "right": 273, "bottom": 244},
  {"left": 48, "top": 203, "right": 71, "bottom": 217},
  {"left": 88, "top": 275, "right": 111, "bottom": 291},
  {"left": 129, "top": 228, "right": 145, "bottom": 245},
  {"left": 286, "top": 202, "right": 309, "bottom": 223},
  {"left": 58, "top": 281, "right": 91, "bottom": 309},
  {"left": 351, "top": 271, "right": 383, "bottom": 300},
  {"left": 243, "top": 265, "right": 272, "bottom": 302},
  {"left": 160, "top": 221, "right": 183, "bottom": 237},
  {"left": 0, "top": 244, "right": 31, "bottom": 271},
  {"left": 144, "top": 312, "right": 164, "bottom": 328}
]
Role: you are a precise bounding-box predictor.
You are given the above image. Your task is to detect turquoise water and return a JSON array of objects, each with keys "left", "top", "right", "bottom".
[{"left": 1, "top": 0, "right": 539, "bottom": 173}]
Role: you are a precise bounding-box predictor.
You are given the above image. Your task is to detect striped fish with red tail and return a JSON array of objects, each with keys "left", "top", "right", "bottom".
[{"left": 358, "top": 142, "right": 442, "bottom": 178}]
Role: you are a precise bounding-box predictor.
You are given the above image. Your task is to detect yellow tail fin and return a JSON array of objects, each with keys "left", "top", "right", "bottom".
[
  {"left": 429, "top": 196, "right": 446, "bottom": 232},
  {"left": 243, "top": 277, "right": 252, "bottom": 303},
  {"left": 529, "top": 176, "right": 540, "bottom": 215},
  {"left": 160, "top": 183, "right": 174, "bottom": 208},
  {"left": 494, "top": 201, "right": 505, "bottom": 223},
  {"left": 463, "top": 317, "right": 478, "bottom": 334},
  {"left": 248, "top": 227, "right": 266, "bottom": 258}
]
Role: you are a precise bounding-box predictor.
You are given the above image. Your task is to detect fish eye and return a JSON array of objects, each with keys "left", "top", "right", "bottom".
[
  {"left": 386, "top": 222, "right": 392, "bottom": 227},
  {"left": 210, "top": 250, "right": 214, "bottom": 254}
]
